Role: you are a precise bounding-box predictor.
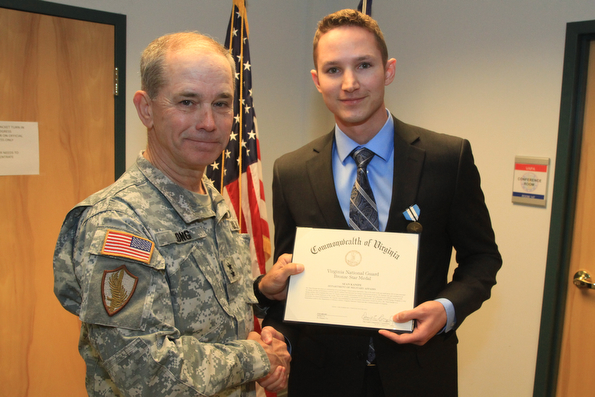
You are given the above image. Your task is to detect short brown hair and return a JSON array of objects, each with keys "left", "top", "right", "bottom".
[
  {"left": 140, "top": 31, "right": 234, "bottom": 99},
  {"left": 313, "top": 9, "right": 388, "bottom": 70}
]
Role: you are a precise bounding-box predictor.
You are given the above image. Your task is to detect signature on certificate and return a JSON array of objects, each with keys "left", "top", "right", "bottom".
[{"left": 361, "top": 312, "right": 392, "bottom": 326}]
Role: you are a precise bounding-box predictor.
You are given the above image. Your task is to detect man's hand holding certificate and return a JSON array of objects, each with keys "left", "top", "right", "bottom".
[{"left": 284, "top": 227, "right": 419, "bottom": 332}]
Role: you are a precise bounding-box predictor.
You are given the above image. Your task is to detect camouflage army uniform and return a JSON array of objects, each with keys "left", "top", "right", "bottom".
[{"left": 54, "top": 153, "right": 270, "bottom": 397}]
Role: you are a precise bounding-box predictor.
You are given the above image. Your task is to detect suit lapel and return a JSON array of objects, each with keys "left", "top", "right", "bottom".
[
  {"left": 306, "top": 131, "right": 349, "bottom": 229},
  {"left": 386, "top": 117, "right": 425, "bottom": 230},
  {"left": 305, "top": 118, "right": 425, "bottom": 231}
]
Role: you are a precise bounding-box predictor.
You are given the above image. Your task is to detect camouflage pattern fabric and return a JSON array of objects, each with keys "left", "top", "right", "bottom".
[{"left": 54, "top": 153, "right": 270, "bottom": 396}]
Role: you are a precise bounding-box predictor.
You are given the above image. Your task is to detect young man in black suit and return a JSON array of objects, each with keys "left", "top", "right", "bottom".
[{"left": 256, "top": 9, "right": 502, "bottom": 397}]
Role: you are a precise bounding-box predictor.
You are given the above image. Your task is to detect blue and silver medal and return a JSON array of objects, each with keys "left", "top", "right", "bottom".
[{"left": 403, "top": 204, "right": 422, "bottom": 233}]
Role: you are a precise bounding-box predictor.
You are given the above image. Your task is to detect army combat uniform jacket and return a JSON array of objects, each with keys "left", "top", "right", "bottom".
[{"left": 54, "top": 153, "right": 270, "bottom": 397}]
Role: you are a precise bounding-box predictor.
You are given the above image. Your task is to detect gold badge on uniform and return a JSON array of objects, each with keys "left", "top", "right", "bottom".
[{"left": 101, "top": 265, "right": 138, "bottom": 316}]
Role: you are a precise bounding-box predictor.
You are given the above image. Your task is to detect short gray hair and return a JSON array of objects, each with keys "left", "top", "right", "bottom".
[{"left": 140, "top": 31, "right": 235, "bottom": 99}]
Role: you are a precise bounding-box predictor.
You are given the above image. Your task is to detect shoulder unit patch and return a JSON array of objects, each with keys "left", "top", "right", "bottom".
[{"left": 101, "top": 265, "right": 138, "bottom": 316}]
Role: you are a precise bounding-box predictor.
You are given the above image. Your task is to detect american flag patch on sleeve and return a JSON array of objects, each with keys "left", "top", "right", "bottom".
[{"left": 101, "top": 230, "right": 154, "bottom": 264}]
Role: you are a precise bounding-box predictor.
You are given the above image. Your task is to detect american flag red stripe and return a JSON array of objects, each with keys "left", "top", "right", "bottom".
[
  {"left": 101, "top": 230, "right": 154, "bottom": 264},
  {"left": 222, "top": 162, "right": 271, "bottom": 277}
]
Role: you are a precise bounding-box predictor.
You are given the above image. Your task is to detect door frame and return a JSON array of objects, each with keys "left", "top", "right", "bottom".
[
  {"left": 0, "top": 0, "right": 126, "bottom": 178},
  {"left": 534, "top": 19, "right": 595, "bottom": 397}
]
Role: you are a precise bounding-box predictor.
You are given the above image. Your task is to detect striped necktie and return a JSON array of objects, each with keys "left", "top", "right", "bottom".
[
  {"left": 349, "top": 147, "right": 379, "bottom": 232},
  {"left": 349, "top": 147, "right": 378, "bottom": 365}
]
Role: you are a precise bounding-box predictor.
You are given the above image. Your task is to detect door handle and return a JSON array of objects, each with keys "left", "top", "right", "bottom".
[{"left": 573, "top": 270, "right": 595, "bottom": 289}]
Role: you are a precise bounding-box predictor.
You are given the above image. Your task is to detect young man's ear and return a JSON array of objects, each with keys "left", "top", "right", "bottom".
[
  {"left": 133, "top": 90, "right": 154, "bottom": 129},
  {"left": 311, "top": 69, "right": 323, "bottom": 93},
  {"left": 384, "top": 58, "right": 397, "bottom": 86}
]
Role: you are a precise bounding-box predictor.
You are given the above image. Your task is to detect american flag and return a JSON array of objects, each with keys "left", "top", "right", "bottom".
[
  {"left": 101, "top": 230, "right": 154, "bottom": 264},
  {"left": 207, "top": 1, "right": 271, "bottom": 291},
  {"left": 357, "top": 0, "right": 373, "bottom": 15}
]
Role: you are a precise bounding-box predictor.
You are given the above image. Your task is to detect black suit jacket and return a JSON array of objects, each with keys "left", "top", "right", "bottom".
[{"left": 265, "top": 117, "right": 502, "bottom": 396}]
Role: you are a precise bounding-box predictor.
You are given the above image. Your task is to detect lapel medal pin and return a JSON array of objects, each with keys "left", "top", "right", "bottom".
[{"left": 403, "top": 204, "right": 423, "bottom": 233}]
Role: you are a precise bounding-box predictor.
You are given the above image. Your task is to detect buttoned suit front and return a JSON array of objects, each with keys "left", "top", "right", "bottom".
[{"left": 264, "top": 116, "right": 502, "bottom": 397}]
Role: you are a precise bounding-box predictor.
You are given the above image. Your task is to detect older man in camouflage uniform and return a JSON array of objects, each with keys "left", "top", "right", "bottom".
[{"left": 53, "top": 32, "right": 290, "bottom": 396}]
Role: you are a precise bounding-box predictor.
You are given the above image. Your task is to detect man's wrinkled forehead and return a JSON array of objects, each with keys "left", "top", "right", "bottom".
[{"left": 161, "top": 48, "right": 233, "bottom": 87}]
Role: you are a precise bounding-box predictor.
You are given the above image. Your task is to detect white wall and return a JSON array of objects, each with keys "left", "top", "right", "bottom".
[{"left": 44, "top": 0, "right": 595, "bottom": 395}]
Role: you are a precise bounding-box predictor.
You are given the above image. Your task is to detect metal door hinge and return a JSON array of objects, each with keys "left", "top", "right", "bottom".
[{"left": 114, "top": 67, "right": 119, "bottom": 96}]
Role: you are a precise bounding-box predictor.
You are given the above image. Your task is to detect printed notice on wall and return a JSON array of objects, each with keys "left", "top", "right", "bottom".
[
  {"left": 512, "top": 156, "right": 549, "bottom": 207},
  {"left": 0, "top": 122, "right": 40, "bottom": 176}
]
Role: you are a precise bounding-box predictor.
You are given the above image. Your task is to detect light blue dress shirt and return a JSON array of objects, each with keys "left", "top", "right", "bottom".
[
  {"left": 332, "top": 113, "right": 394, "bottom": 231},
  {"left": 331, "top": 110, "right": 456, "bottom": 333}
]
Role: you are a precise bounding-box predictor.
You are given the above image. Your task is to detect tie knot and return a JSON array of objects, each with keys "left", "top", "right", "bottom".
[{"left": 351, "top": 147, "right": 375, "bottom": 169}]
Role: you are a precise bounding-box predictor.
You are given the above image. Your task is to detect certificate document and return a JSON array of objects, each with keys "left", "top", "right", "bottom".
[{"left": 284, "top": 227, "right": 419, "bottom": 332}]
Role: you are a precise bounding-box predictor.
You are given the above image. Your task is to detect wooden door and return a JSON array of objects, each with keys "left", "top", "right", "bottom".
[
  {"left": 534, "top": 22, "right": 595, "bottom": 397},
  {"left": 555, "top": 39, "right": 595, "bottom": 396},
  {"left": 0, "top": 6, "right": 117, "bottom": 396}
]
